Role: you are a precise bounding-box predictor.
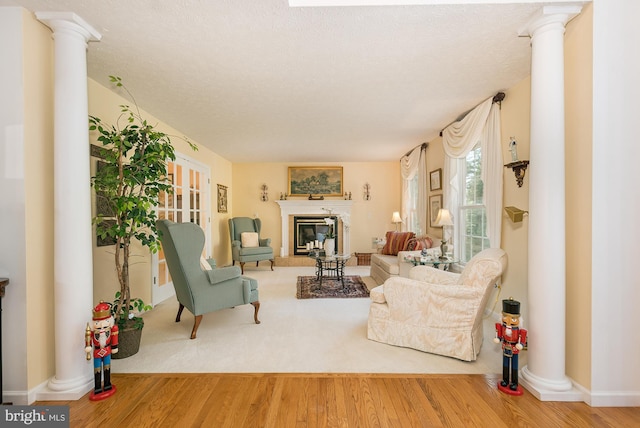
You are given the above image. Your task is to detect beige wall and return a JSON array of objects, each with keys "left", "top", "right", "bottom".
[
  {"left": 194, "top": 143, "right": 234, "bottom": 263},
  {"left": 231, "top": 162, "right": 401, "bottom": 263},
  {"left": 499, "top": 78, "right": 532, "bottom": 317},
  {"left": 425, "top": 137, "right": 445, "bottom": 238},
  {"left": 22, "top": 9, "right": 55, "bottom": 392},
  {"left": 88, "top": 79, "right": 233, "bottom": 305},
  {"left": 564, "top": 3, "right": 593, "bottom": 389}
]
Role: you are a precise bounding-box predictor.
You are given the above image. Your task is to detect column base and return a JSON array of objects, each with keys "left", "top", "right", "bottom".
[
  {"left": 37, "top": 375, "right": 93, "bottom": 401},
  {"left": 520, "top": 366, "right": 583, "bottom": 402}
]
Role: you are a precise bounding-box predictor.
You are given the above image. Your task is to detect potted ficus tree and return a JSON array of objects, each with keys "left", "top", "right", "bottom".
[{"left": 90, "top": 75, "right": 196, "bottom": 358}]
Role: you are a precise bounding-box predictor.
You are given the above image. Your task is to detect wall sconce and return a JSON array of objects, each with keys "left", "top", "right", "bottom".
[
  {"left": 391, "top": 211, "right": 402, "bottom": 231},
  {"left": 505, "top": 160, "right": 529, "bottom": 187},
  {"left": 504, "top": 206, "right": 528, "bottom": 223},
  {"left": 260, "top": 184, "right": 268, "bottom": 202},
  {"left": 363, "top": 183, "right": 371, "bottom": 201},
  {"left": 505, "top": 137, "right": 529, "bottom": 187}
]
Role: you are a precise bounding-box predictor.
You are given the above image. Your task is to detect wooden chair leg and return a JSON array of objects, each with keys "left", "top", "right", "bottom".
[
  {"left": 252, "top": 301, "right": 261, "bottom": 324},
  {"left": 270, "top": 259, "right": 274, "bottom": 271},
  {"left": 176, "top": 303, "right": 185, "bottom": 322},
  {"left": 240, "top": 262, "right": 245, "bottom": 274},
  {"left": 190, "top": 315, "right": 203, "bottom": 339}
]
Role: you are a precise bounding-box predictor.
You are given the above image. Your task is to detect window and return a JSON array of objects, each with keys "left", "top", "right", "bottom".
[
  {"left": 406, "top": 174, "right": 422, "bottom": 235},
  {"left": 457, "top": 144, "right": 490, "bottom": 263}
]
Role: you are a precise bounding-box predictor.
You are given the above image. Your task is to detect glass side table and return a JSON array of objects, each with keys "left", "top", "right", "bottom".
[
  {"left": 405, "top": 255, "right": 458, "bottom": 271},
  {"left": 307, "top": 253, "right": 351, "bottom": 288}
]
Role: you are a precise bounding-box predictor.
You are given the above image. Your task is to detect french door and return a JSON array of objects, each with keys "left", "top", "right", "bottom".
[{"left": 152, "top": 153, "right": 210, "bottom": 305}]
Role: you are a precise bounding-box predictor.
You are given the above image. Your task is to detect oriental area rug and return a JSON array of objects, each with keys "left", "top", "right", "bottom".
[{"left": 296, "top": 275, "right": 370, "bottom": 299}]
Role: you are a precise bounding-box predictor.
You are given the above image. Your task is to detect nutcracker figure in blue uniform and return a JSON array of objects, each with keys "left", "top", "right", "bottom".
[
  {"left": 494, "top": 298, "right": 527, "bottom": 395},
  {"left": 85, "top": 301, "right": 118, "bottom": 400}
]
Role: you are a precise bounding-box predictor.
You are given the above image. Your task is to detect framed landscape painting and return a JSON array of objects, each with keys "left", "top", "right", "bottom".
[{"left": 288, "top": 166, "right": 343, "bottom": 197}]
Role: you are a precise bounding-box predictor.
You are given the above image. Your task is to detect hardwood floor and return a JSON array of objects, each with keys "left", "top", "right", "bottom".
[{"left": 35, "top": 373, "right": 639, "bottom": 427}]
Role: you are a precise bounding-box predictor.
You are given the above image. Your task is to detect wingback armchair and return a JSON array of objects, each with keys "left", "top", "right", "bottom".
[
  {"left": 228, "top": 217, "right": 275, "bottom": 274},
  {"left": 367, "top": 248, "right": 507, "bottom": 361},
  {"left": 157, "top": 219, "right": 260, "bottom": 339}
]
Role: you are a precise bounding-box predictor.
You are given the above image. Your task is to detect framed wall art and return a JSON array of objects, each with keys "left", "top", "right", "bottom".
[
  {"left": 429, "top": 194, "right": 443, "bottom": 227},
  {"left": 217, "top": 184, "right": 228, "bottom": 213},
  {"left": 430, "top": 168, "right": 442, "bottom": 191},
  {"left": 288, "top": 166, "right": 343, "bottom": 197}
]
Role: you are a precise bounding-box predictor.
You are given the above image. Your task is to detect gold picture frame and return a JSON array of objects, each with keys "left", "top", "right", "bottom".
[
  {"left": 430, "top": 168, "right": 442, "bottom": 191},
  {"left": 217, "top": 184, "right": 228, "bottom": 213},
  {"left": 288, "top": 166, "right": 343, "bottom": 197},
  {"left": 429, "top": 194, "right": 443, "bottom": 227}
]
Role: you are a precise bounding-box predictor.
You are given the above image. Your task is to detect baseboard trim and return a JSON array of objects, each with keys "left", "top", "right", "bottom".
[
  {"left": 586, "top": 388, "right": 640, "bottom": 407},
  {"left": 520, "top": 370, "right": 640, "bottom": 407},
  {"left": 2, "top": 389, "right": 27, "bottom": 405},
  {"left": 519, "top": 375, "right": 584, "bottom": 402}
]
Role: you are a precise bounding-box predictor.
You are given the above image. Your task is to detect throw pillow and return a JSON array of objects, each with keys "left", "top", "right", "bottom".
[
  {"left": 406, "top": 238, "right": 418, "bottom": 251},
  {"left": 407, "top": 236, "right": 434, "bottom": 251},
  {"left": 241, "top": 232, "right": 260, "bottom": 248},
  {"left": 381, "top": 231, "right": 415, "bottom": 256}
]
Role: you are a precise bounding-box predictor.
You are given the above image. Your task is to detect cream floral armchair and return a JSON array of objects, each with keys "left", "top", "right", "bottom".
[{"left": 367, "top": 248, "right": 507, "bottom": 361}]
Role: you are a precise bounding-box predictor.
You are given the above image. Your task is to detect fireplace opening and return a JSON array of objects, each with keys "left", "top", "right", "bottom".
[{"left": 293, "top": 215, "right": 338, "bottom": 255}]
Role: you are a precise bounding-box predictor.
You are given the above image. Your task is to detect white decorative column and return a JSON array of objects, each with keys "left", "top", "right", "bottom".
[
  {"left": 35, "top": 12, "right": 101, "bottom": 400},
  {"left": 519, "top": 5, "right": 582, "bottom": 401}
]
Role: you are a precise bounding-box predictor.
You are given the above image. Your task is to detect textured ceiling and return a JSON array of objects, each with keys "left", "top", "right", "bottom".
[{"left": 3, "top": 1, "right": 552, "bottom": 162}]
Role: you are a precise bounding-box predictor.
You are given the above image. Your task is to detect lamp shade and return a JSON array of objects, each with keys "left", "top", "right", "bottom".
[
  {"left": 391, "top": 211, "right": 402, "bottom": 224},
  {"left": 434, "top": 209, "right": 453, "bottom": 227}
]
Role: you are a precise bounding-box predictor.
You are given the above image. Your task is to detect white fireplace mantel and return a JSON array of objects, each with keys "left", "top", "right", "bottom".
[{"left": 275, "top": 199, "right": 353, "bottom": 257}]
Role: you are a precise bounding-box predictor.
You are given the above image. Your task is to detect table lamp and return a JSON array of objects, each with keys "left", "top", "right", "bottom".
[
  {"left": 391, "top": 211, "right": 402, "bottom": 231},
  {"left": 434, "top": 208, "right": 453, "bottom": 259}
]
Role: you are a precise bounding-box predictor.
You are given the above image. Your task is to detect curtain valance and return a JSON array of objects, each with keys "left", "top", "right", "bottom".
[
  {"left": 400, "top": 145, "right": 427, "bottom": 235},
  {"left": 441, "top": 96, "right": 503, "bottom": 250}
]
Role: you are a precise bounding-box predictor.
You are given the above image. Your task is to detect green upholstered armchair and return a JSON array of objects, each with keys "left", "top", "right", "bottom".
[
  {"left": 156, "top": 219, "right": 260, "bottom": 339},
  {"left": 228, "top": 217, "right": 275, "bottom": 274}
]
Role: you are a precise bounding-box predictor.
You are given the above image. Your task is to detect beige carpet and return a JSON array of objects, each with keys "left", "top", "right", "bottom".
[{"left": 112, "top": 265, "right": 519, "bottom": 374}]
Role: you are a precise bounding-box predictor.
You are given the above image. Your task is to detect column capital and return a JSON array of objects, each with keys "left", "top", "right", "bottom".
[
  {"left": 519, "top": 4, "right": 584, "bottom": 38},
  {"left": 36, "top": 11, "right": 101, "bottom": 42}
]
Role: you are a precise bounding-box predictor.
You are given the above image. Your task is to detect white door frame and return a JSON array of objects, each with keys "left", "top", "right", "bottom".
[{"left": 151, "top": 152, "right": 211, "bottom": 306}]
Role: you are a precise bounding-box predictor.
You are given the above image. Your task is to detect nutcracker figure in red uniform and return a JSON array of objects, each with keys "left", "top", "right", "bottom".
[
  {"left": 494, "top": 297, "right": 527, "bottom": 395},
  {"left": 85, "top": 301, "right": 118, "bottom": 400}
]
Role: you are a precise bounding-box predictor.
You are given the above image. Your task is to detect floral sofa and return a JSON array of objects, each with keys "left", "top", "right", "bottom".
[{"left": 369, "top": 231, "right": 441, "bottom": 285}]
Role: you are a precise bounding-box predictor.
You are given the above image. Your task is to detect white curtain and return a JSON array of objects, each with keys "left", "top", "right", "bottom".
[
  {"left": 400, "top": 145, "right": 427, "bottom": 235},
  {"left": 442, "top": 97, "right": 503, "bottom": 249}
]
